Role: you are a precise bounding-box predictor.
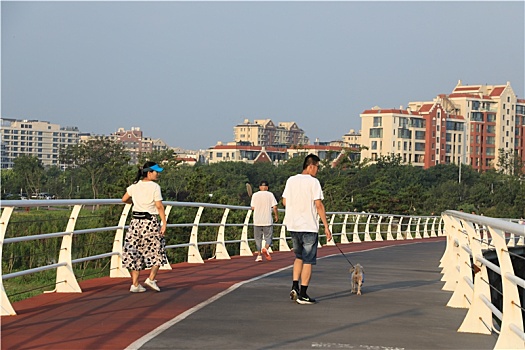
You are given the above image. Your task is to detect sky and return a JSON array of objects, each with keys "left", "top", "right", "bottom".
[{"left": 2, "top": 1, "right": 524, "bottom": 151}]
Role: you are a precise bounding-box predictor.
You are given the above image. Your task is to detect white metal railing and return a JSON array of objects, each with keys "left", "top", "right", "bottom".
[
  {"left": 0, "top": 199, "right": 441, "bottom": 316},
  {"left": 440, "top": 210, "right": 525, "bottom": 349}
]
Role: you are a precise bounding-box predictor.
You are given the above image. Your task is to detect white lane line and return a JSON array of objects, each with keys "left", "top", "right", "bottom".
[
  {"left": 125, "top": 265, "right": 292, "bottom": 350},
  {"left": 126, "top": 241, "right": 437, "bottom": 349},
  {"left": 312, "top": 342, "right": 404, "bottom": 349}
]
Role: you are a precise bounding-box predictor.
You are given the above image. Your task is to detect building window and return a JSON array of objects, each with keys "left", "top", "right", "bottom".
[
  {"left": 373, "top": 117, "right": 382, "bottom": 127},
  {"left": 371, "top": 141, "right": 377, "bottom": 150},
  {"left": 369, "top": 128, "right": 383, "bottom": 138}
]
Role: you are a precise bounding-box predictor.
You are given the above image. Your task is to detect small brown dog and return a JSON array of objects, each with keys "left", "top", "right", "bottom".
[{"left": 350, "top": 263, "right": 365, "bottom": 295}]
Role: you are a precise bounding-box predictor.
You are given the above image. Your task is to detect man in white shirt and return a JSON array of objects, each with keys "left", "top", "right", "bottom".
[
  {"left": 282, "top": 154, "right": 332, "bottom": 304},
  {"left": 251, "top": 180, "right": 279, "bottom": 262}
]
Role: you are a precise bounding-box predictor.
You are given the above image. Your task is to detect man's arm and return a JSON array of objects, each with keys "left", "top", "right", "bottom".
[
  {"left": 272, "top": 205, "right": 278, "bottom": 222},
  {"left": 315, "top": 199, "right": 332, "bottom": 241}
]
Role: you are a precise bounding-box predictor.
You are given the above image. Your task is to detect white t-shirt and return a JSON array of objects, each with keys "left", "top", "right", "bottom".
[
  {"left": 126, "top": 180, "right": 163, "bottom": 214},
  {"left": 282, "top": 174, "right": 324, "bottom": 232},
  {"left": 251, "top": 191, "right": 278, "bottom": 226}
]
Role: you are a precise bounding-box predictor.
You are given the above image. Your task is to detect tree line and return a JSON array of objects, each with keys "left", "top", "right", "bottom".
[{"left": 2, "top": 137, "right": 525, "bottom": 218}]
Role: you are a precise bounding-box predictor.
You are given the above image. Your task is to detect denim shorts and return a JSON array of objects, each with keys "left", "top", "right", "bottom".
[{"left": 290, "top": 231, "right": 318, "bottom": 265}]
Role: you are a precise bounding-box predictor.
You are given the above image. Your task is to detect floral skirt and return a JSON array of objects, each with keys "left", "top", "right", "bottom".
[{"left": 122, "top": 216, "right": 168, "bottom": 271}]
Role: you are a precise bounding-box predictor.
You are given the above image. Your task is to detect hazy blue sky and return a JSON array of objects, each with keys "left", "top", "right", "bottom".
[{"left": 2, "top": 1, "right": 524, "bottom": 150}]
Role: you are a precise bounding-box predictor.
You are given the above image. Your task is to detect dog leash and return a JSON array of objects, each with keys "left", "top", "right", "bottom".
[{"left": 334, "top": 242, "right": 355, "bottom": 268}]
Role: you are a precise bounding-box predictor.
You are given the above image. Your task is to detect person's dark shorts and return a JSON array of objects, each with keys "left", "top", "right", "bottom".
[{"left": 290, "top": 231, "right": 318, "bottom": 265}]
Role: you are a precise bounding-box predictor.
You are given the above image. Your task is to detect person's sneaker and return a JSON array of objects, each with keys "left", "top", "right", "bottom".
[
  {"left": 255, "top": 255, "right": 262, "bottom": 262},
  {"left": 130, "top": 284, "right": 146, "bottom": 293},
  {"left": 262, "top": 247, "right": 272, "bottom": 261},
  {"left": 267, "top": 247, "right": 273, "bottom": 254},
  {"left": 296, "top": 294, "right": 316, "bottom": 304},
  {"left": 144, "top": 278, "right": 160, "bottom": 292},
  {"left": 289, "top": 288, "right": 299, "bottom": 301}
]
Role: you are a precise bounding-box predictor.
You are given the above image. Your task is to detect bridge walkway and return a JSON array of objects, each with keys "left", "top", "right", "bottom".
[{"left": 1, "top": 238, "right": 497, "bottom": 349}]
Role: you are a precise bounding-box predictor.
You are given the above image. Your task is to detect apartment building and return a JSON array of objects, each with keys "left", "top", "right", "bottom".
[
  {"left": 111, "top": 127, "right": 170, "bottom": 164},
  {"left": 0, "top": 118, "right": 79, "bottom": 169},
  {"left": 447, "top": 81, "right": 518, "bottom": 171},
  {"left": 360, "top": 81, "right": 521, "bottom": 172},
  {"left": 342, "top": 129, "right": 361, "bottom": 148},
  {"left": 207, "top": 142, "right": 288, "bottom": 164},
  {"left": 206, "top": 141, "right": 347, "bottom": 166},
  {"left": 233, "top": 119, "right": 309, "bottom": 147}
]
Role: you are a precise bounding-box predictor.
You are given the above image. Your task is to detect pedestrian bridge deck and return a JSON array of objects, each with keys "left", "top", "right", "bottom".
[{"left": 2, "top": 238, "right": 496, "bottom": 350}]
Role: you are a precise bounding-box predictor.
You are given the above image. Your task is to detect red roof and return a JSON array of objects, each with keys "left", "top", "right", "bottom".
[
  {"left": 288, "top": 144, "right": 343, "bottom": 151},
  {"left": 448, "top": 93, "right": 492, "bottom": 100},
  {"left": 176, "top": 157, "right": 197, "bottom": 162},
  {"left": 361, "top": 109, "right": 419, "bottom": 115},
  {"left": 453, "top": 86, "right": 481, "bottom": 92},
  {"left": 210, "top": 145, "right": 287, "bottom": 152},
  {"left": 418, "top": 104, "right": 434, "bottom": 113},
  {"left": 489, "top": 86, "right": 505, "bottom": 97}
]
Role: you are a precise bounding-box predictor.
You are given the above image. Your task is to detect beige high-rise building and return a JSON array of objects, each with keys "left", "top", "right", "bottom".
[
  {"left": 234, "top": 119, "right": 309, "bottom": 147},
  {"left": 0, "top": 118, "right": 79, "bottom": 169}
]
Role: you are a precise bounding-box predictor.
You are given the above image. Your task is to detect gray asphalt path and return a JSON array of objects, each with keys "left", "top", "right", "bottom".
[{"left": 140, "top": 241, "right": 497, "bottom": 350}]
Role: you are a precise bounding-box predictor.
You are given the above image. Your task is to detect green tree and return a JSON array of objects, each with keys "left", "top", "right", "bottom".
[
  {"left": 12, "top": 155, "right": 44, "bottom": 196},
  {"left": 60, "top": 138, "right": 131, "bottom": 198}
]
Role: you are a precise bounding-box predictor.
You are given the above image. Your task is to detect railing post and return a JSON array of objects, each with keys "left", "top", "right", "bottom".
[
  {"left": 423, "top": 218, "right": 430, "bottom": 238},
  {"left": 341, "top": 214, "right": 350, "bottom": 243},
  {"left": 240, "top": 209, "right": 253, "bottom": 256},
  {"left": 1, "top": 206, "right": 16, "bottom": 316},
  {"left": 279, "top": 224, "right": 290, "bottom": 251},
  {"left": 386, "top": 216, "right": 395, "bottom": 240},
  {"left": 430, "top": 218, "right": 437, "bottom": 237},
  {"left": 364, "top": 214, "right": 372, "bottom": 241},
  {"left": 415, "top": 217, "right": 422, "bottom": 239},
  {"left": 159, "top": 205, "right": 173, "bottom": 270},
  {"left": 188, "top": 206, "right": 205, "bottom": 263},
  {"left": 405, "top": 217, "right": 414, "bottom": 240},
  {"left": 396, "top": 217, "right": 404, "bottom": 240},
  {"left": 446, "top": 218, "right": 474, "bottom": 308},
  {"left": 489, "top": 226, "right": 525, "bottom": 349},
  {"left": 440, "top": 214, "right": 461, "bottom": 291},
  {"left": 375, "top": 215, "right": 383, "bottom": 241},
  {"left": 353, "top": 214, "right": 361, "bottom": 243},
  {"left": 325, "top": 214, "right": 335, "bottom": 246},
  {"left": 55, "top": 205, "right": 83, "bottom": 293},
  {"left": 457, "top": 220, "right": 492, "bottom": 334},
  {"left": 215, "top": 208, "right": 231, "bottom": 260},
  {"left": 110, "top": 204, "right": 132, "bottom": 278}
]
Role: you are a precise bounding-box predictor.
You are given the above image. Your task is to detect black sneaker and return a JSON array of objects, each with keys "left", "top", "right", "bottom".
[
  {"left": 296, "top": 294, "right": 316, "bottom": 305},
  {"left": 290, "top": 288, "right": 299, "bottom": 301}
]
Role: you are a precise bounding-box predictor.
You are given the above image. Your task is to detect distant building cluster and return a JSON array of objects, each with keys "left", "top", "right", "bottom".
[
  {"left": 2, "top": 80, "right": 523, "bottom": 172},
  {"left": 360, "top": 81, "right": 525, "bottom": 172},
  {"left": 0, "top": 118, "right": 79, "bottom": 169},
  {"left": 233, "top": 119, "right": 309, "bottom": 147}
]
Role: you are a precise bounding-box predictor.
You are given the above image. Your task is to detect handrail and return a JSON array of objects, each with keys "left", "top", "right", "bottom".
[
  {"left": 0, "top": 198, "right": 442, "bottom": 317},
  {"left": 440, "top": 210, "right": 525, "bottom": 349}
]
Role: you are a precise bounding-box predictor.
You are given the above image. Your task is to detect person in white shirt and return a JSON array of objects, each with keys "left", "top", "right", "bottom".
[
  {"left": 282, "top": 154, "right": 332, "bottom": 304},
  {"left": 250, "top": 180, "right": 278, "bottom": 262},
  {"left": 122, "top": 161, "right": 168, "bottom": 293}
]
